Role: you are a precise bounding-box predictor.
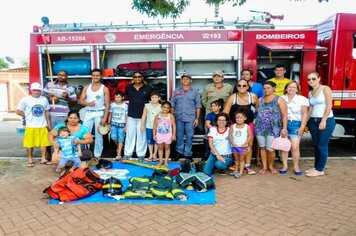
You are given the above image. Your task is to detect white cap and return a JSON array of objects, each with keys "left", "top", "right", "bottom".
[{"left": 30, "top": 82, "right": 42, "bottom": 91}]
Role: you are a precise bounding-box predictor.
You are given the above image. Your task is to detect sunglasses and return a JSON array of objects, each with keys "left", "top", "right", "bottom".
[
  {"left": 133, "top": 76, "right": 143, "bottom": 78},
  {"left": 307, "top": 77, "right": 317, "bottom": 81},
  {"left": 237, "top": 84, "right": 247, "bottom": 87}
]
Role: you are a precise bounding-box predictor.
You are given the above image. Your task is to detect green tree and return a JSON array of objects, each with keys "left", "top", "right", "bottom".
[
  {"left": 0, "top": 58, "right": 9, "bottom": 69},
  {"left": 21, "top": 59, "right": 29, "bottom": 68},
  {"left": 132, "top": 0, "right": 328, "bottom": 19}
]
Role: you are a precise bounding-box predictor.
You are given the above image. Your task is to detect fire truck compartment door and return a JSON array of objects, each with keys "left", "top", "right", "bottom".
[
  {"left": 257, "top": 42, "right": 327, "bottom": 52},
  {"left": 174, "top": 44, "right": 242, "bottom": 60}
]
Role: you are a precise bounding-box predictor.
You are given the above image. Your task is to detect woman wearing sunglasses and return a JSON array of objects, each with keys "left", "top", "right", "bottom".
[
  {"left": 223, "top": 79, "right": 259, "bottom": 175},
  {"left": 305, "top": 72, "right": 335, "bottom": 177}
]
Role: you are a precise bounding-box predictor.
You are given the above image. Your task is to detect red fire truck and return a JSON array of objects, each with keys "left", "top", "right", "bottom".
[{"left": 29, "top": 13, "right": 356, "bottom": 142}]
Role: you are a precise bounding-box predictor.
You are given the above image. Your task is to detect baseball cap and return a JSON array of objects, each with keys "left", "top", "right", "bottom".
[
  {"left": 30, "top": 82, "right": 42, "bottom": 91},
  {"left": 180, "top": 73, "right": 192, "bottom": 79},
  {"left": 213, "top": 70, "right": 224, "bottom": 77}
]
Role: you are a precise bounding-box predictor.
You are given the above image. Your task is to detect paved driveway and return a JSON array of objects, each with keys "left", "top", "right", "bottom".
[{"left": 0, "top": 159, "right": 355, "bottom": 235}]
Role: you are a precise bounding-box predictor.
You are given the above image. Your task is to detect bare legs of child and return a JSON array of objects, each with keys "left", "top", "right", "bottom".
[
  {"left": 148, "top": 144, "right": 158, "bottom": 161},
  {"left": 232, "top": 153, "right": 245, "bottom": 179},
  {"left": 157, "top": 143, "right": 171, "bottom": 167}
]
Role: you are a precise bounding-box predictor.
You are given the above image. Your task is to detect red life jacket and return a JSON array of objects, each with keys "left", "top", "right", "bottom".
[{"left": 44, "top": 168, "right": 102, "bottom": 202}]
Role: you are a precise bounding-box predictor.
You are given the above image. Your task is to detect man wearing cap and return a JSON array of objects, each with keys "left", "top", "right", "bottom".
[
  {"left": 202, "top": 70, "right": 233, "bottom": 114},
  {"left": 16, "top": 82, "right": 52, "bottom": 167},
  {"left": 43, "top": 70, "right": 77, "bottom": 128},
  {"left": 171, "top": 73, "right": 202, "bottom": 161}
]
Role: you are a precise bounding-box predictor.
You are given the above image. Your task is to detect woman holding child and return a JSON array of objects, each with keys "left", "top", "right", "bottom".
[{"left": 48, "top": 111, "right": 94, "bottom": 164}]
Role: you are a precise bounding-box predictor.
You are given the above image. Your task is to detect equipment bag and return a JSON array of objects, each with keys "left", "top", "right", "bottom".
[
  {"left": 44, "top": 168, "right": 103, "bottom": 202},
  {"left": 116, "top": 61, "right": 166, "bottom": 77}
]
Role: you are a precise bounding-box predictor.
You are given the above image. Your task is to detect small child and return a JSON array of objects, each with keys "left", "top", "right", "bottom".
[
  {"left": 141, "top": 92, "right": 162, "bottom": 162},
  {"left": 54, "top": 127, "right": 82, "bottom": 175},
  {"left": 229, "top": 110, "right": 252, "bottom": 179},
  {"left": 205, "top": 99, "right": 223, "bottom": 129},
  {"left": 108, "top": 91, "right": 128, "bottom": 161},
  {"left": 204, "top": 99, "right": 223, "bottom": 160},
  {"left": 153, "top": 101, "right": 176, "bottom": 166}
]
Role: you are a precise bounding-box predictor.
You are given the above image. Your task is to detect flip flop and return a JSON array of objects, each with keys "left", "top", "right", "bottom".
[
  {"left": 40, "top": 161, "right": 48, "bottom": 165},
  {"left": 294, "top": 170, "right": 303, "bottom": 176},
  {"left": 27, "top": 162, "right": 34, "bottom": 167},
  {"left": 258, "top": 168, "right": 267, "bottom": 175},
  {"left": 279, "top": 169, "right": 288, "bottom": 174},
  {"left": 270, "top": 168, "right": 278, "bottom": 174}
]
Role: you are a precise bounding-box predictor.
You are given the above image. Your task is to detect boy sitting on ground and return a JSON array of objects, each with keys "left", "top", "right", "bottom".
[{"left": 54, "top": 127, "right": 82, "bottom": 175}]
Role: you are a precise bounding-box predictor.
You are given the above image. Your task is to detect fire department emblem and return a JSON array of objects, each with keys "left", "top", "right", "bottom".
[{"left": 105, "top": 33, "right": 117, "bottom": 43}]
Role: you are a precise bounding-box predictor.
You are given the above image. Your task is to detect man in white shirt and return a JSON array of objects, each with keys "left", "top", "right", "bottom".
[{"left": 16, "top": 82, "right": 52, "bottom": 167}]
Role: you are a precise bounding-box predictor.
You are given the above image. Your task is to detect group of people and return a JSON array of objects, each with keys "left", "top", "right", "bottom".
[{"left": 16, "top": 64, "right": 335, "bottom": 178}]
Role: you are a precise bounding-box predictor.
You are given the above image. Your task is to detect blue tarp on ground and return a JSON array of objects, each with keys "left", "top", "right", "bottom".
[{"left": 48, "top": 161, "right": 216, "bottom": 205}]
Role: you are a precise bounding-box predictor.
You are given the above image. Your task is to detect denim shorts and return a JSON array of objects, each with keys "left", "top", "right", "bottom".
[
  {"left": 58, "top": 156, "right": 81, "bottom": 168},
  {"left": 287, "top": 120, "right": 301, "bottom": 138},
  {"left": 110, "top": 125, "right": 125, "bottom": 143},
  {"left": 231, "top": 147, "right": 249, "bottom": 154},
  {"left": 146, "top": 128, "right": 156, "bottom": 144}
]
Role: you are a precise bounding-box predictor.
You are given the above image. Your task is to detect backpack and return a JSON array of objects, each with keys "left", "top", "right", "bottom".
[{"left": 44, "top": 168, "right": 103, "bottom": 202}]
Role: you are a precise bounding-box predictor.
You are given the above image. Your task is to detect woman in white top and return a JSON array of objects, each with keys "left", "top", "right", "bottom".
[
  {"left": 305, "top": 72, "right": 335, "bottom": 177},
  {"left": 280, "top": 81, "right": 309, "bottom": 175},
  {"left": 203, "top": 112, "right": 233, "bottom": 175}
]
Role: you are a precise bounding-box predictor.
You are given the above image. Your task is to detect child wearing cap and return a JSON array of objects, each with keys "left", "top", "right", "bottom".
[{"left": 16, "top": 82, "right": 52, "bottom": 167}]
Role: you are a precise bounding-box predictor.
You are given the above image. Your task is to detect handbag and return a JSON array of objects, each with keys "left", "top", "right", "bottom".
[{"left": 271, "top": 136, "right": 292, "bottom": 152}]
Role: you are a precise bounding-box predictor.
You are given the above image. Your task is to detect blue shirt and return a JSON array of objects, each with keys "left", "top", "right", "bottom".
[
  {"left": 205, "top": 112, "right": 217, "bottom": 127},
  {"left": 250, "top": 82, "right": 264, "bottom": 98},
  {"left": 57, "top": 136, "right": 79, "bottom": 158},
  {"left": 54, "top": 122, "right": 90, "bottom": 149},
  {"left": 171, "top": 87, "right": 202, "bottom": 122}
]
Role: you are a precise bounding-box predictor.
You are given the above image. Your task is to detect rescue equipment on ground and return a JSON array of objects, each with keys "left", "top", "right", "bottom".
[
  {"left": 122, "top": 170, "right": 187, "bottom": 200},
  {"left": 102, "top": 177, "right": 123, "bottom": 197},
  {"left": 121, "top": 160, "right": 180, "bottom": 176},
  {"left": 44, "top": 168, "right": 103, "bottom": 202},
  {"left": 176, "top": 172, "right": 215, "bottom": 192},
  {"left": 95, "top": 159, "right": 113, "bottom": 169}
]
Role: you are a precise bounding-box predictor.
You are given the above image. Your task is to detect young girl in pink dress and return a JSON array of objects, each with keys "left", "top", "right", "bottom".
[{"left": 153, "top": 101, "right": 176, "bottom": 166}]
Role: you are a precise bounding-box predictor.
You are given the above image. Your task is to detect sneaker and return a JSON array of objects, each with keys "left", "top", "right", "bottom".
[
  {"left": 230, "top": 170, "right": 240, "bottom": 179},
  {"left": 305, "top": 168, "right": 315, "bottom": 174},
  {"left": 306, "top": 169, "right": 325, "bottom": 177},
  {"left": 219, "top": 169, "right": 227, "bottom": 175},
  {"left": 234, "top": 171, "right": 241, "bottom": 179},
  {"left": 245, "top": 167, "right": 256, "bottom": 175},
  {"left": 122, "top": 155, "right": 131, "bottom": 161},
  {"left": 138, "top": 156, "right": 145, "bottom": 162}
]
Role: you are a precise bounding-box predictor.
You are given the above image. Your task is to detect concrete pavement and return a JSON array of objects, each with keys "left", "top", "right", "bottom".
[{"left": 0, "top": 159, "right": 355, "bottom": 235}]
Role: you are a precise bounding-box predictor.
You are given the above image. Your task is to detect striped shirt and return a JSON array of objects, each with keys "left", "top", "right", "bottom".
[{"left": 43, "top": 81, "right": 77, "bottom": 117}]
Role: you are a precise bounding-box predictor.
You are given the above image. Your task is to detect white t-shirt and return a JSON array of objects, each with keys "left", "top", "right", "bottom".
[
  {"left": 282, "top": 94, "right": 309, "bottom": 121},
  {"left": 232, "top": 124, "right": 248, "bottom": 147},
  {"left": 207, "top": 127, "right": 232, "bottom": 155},
  {"left": 17, "top": 95, "right": 50, "bottom": 128},
  {"left": 110, "top": 102, "right": 128, "bottom": 127},
  {"left": 145, "top": 103, "right": 162, "bottom": 129}
]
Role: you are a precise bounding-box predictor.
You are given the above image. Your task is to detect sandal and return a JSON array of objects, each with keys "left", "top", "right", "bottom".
[
  {"left": 114, "top": 156, "right": 122, "bottom": 161},
  {"left": 27, "top": 162, "right": 34, "bottom": 168},
  {"left": 270, "top": 168, "right": 278, "bottom": 174},
  {"left": 147, "top": 157, "right": 154, "bottom": 162},
  {"left": 152, "top": 158, "right": 159, "bottom": 162},
  {"left": 258, "top": 168, "right": 267, "bottom": 175},
  {"left": 40, "top": 161, "right": 48, "bottom": 165},
  {"left": 246, "top": 167, "right": 256, "bottom": 175}
]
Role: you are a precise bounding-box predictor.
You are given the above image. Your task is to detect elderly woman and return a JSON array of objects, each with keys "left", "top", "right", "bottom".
[
  {"left": 280, "top": 81, "right": 309, "bottom": 175},
  {"left": 223, "top": 79, "right": 259, "bottom": 175},
  {"left": 203, "top": 112, "right": 233, "bottom": 176},
  {"left": 48, "top": 110, "right": 94, "bottom": 164},
  {"left": 254, "top": 81, "right": 288, "bottom": 174},
  {"left": 305, "top": 72, "right": 335, "bottom": 177}
]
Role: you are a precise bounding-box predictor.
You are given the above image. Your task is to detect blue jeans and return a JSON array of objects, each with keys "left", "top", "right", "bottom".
[
  {"left": 203, "top": 153, "right": 233, "bottom": 175},
  {"left": 176, "top": 120, "right": 195, "bottom": 157},
  {"left": 308, "top": 117, "right": 335, "bottom": 171}
]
